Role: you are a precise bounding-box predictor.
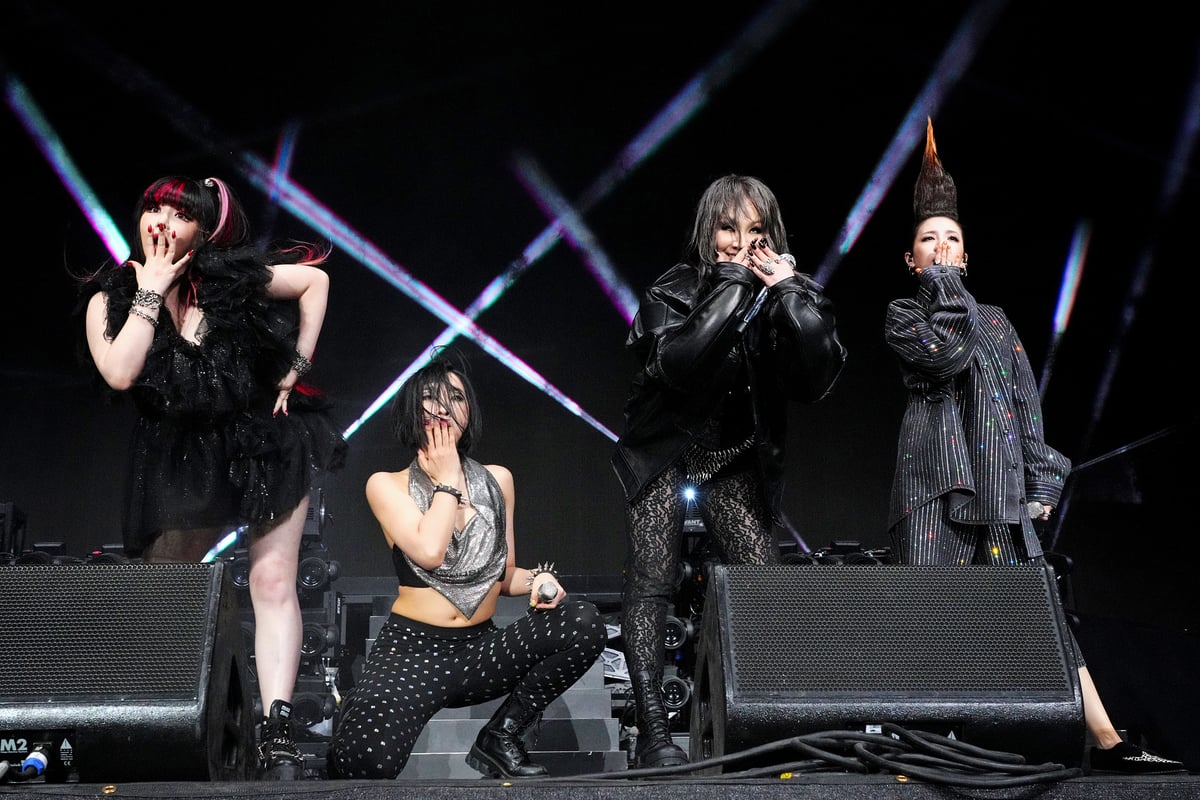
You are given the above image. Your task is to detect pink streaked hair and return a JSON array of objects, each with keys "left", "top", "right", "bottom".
[
  {"left": 203, "top": 177, "right": 236, "bottom": 246},
  {"left": 203, "top": 177, "right": 327, "bottom": 262}
]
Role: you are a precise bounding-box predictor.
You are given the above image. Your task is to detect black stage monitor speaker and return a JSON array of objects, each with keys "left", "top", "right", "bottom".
[
  {"left": 690, "top": 564, "right": 1085, "bottom": 770},
  {"left": 0, "top": 562, "right": 254, "bottom": 782}
]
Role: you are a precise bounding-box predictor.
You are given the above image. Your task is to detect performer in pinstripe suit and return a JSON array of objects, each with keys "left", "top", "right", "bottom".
[{"left": 882, "top": 118, "right": 1184, "bottom": 775}]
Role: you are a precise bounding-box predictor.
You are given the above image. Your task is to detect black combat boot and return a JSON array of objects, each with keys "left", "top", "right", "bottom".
[
  {"left": 257, "top": 699, "right": 304, "bottom": 780},
  {"left": 631, "top": 670, "right": 688, "bottom": 768},
  {"left": 465, "top": 694, "right": 549, "bottom": 778}
]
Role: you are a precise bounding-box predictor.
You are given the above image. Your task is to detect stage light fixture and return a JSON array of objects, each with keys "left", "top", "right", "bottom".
[
  {"left": 683, "top": 514, "right": 706, "bottom": 537},
  {"left": 663, "top": 615, "right": 695, "bottom": 650},
  {"left": 661, "top": 674, "right": 692, "bottom": 711},
  {"left": 301, "top": 487, "right": 328, "bottom": 545},
  {"left": 785, "top": 540, "right": 893, "bottom": 566},
  {"left": 300, "top": 620, "right": 338, "bottom": 662},
  {"left": 297, "top": 553, "right": 340, "bottom": 592},
  {"left": 229, "top": 552, "right": 251, "bottom": 591},
  {"left": 673, "top": 559, "right": 694, "bottom": 588},
  {"left": 292, "top": 675, "right": 336, "bottom": 728},
  {"left": 84, "top": 544, "right": 128, "bottom": 565},
  {"left": 14, "top": 542, "right": 83, "bottom": 565},
  {"left": 293, "top": 691, "right": 335, "bottom": 729}
]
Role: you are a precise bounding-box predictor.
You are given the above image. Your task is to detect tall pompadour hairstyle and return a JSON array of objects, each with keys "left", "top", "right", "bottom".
[{"left": 913, "top": 117, "right": 959, "bottom": 231}]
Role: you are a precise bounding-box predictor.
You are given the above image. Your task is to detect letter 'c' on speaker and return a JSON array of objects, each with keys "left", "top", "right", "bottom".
[
  {"left": 689, "top": 563, "right": 1086, "bottom": 772},
  {"left": 0, "top": 562, "right": 255, "bottom": 782}
]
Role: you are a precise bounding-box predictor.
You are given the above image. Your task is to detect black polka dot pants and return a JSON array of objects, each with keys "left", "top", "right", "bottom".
[{"left": 328, "top": 600, "right": 606, "bottom": 779}]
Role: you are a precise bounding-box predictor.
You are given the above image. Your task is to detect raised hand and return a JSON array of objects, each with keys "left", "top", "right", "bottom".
[
  {"left": 748, "top": 237, "right": 796, "bottom": 286},
  {"left": 129, "top": 223, "right": 193, "bottom": 295},
  {"left": 418, "top": 410, "right": 463, "bottom": 488}
]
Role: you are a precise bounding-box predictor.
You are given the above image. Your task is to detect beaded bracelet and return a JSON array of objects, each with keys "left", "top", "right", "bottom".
[
  {"left": 133, "top": 288, "right": 164, "bottom": 309},
  {"left": 291, "top": 351, "right": 313, "bottom": 377},
  {"left": 525, "top": 561, "right": 558, "bottom": 587},
  {"left": 129, "top": 307, "right": 158, "bottom": 327},
  {"left": 432, "top": 484, "right": 464, "bottom": 504}
]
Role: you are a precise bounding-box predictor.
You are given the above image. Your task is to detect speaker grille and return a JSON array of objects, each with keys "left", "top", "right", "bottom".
[
  {"left": 0, "top": 564, "right": 217, "bottom": 698},
  {"left": 720, "top": 564, "right": 1071, "bottom": 697}
]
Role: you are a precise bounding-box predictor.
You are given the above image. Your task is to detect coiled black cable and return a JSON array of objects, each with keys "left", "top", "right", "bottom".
[{"left": 540, "top": 723, "right": 1083, "bottom": 788}]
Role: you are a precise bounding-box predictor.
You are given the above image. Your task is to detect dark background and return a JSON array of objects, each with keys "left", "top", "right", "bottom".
[{"left": 1, "top": 1, "right": 1195, "bottom": 641}]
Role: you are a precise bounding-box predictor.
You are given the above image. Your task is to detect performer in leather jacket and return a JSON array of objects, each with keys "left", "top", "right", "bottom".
[{"left": 611, "top": 174, "right": 847, "bottom": 768}]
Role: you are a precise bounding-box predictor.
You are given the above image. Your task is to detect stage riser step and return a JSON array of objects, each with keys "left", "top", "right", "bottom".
[
  {"left": 399, "top": 749, "right": 627, "bottom": 779},
  {"left": 419, "top": 686, "right": 611, "bottom": 720},
  {"left": 414, "top": 717, "right": 618, "bottom": 751}
]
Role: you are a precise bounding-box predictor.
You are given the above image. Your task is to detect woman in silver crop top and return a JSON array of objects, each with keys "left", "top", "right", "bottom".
[{"left": 326, "top": 349, "right": 606, "bottom": 779}]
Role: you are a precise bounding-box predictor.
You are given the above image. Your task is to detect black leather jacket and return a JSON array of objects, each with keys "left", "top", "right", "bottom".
[{"left": 611, "top": 260, "right": 847, "bottom": 516}]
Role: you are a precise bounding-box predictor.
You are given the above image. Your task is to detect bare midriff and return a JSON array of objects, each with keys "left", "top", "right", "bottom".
[{"left": 390, "top": 581, "right": 502, "bottom": 627}]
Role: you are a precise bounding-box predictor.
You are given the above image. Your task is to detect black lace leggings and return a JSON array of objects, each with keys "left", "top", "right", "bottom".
[{"left": 621, "top": 462, "right": 776, "bottom": 680}]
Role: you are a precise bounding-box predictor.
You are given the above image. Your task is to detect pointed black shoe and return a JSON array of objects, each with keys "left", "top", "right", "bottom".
[
  {"left": 257, "top": 699, "right": 304, "bottom": 780},
  {"left": 1090, "top": 741, "right": 1186, "bottom": 774},
  {"left": 466, "top": 696, "right": 549, "bottom": 778}
]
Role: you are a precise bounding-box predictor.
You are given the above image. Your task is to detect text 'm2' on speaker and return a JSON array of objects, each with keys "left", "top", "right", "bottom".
[
  {"left": 690, "top": 563, "right": 1085, "bottom": 771},
  {"left": 0, "top": 562, "right": 254, "bottom": 782}
]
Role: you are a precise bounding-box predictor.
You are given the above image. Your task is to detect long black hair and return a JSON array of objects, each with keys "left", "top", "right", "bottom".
[{"left": 130, "top": 176, "right": 250, "bottom": 258}]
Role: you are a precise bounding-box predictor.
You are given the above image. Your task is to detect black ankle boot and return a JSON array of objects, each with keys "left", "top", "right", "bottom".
[
  {"left": 631, "top": 670, "right": 689, "bottom": 768},
  {"left": 258, "top": 699, "right": 304, "bottom": 780},
  {"left": 465, "top": 695, "right": 549, "bottom": 778}
]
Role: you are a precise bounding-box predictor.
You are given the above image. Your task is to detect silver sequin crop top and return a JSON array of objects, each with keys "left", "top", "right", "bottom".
[{"left": 399, "top": 457, "right": 508, "bottom": 617}]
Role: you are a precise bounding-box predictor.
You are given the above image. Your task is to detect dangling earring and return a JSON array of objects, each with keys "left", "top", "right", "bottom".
[
  {"left": 959, "top": 253, "right": 968, "bottom": 276},
  {"left": 904, "top": 253, "right": 917, "bottom": 275}
]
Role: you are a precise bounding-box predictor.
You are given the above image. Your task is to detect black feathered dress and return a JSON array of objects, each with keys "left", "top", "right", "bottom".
[{"left": 78, "top": 249, "right": 348, "bottom": 557}]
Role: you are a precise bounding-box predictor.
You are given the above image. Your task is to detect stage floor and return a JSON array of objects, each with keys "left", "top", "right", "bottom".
[{"left": 2, "top": 773, "right": 1200, "bottom": 800}]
